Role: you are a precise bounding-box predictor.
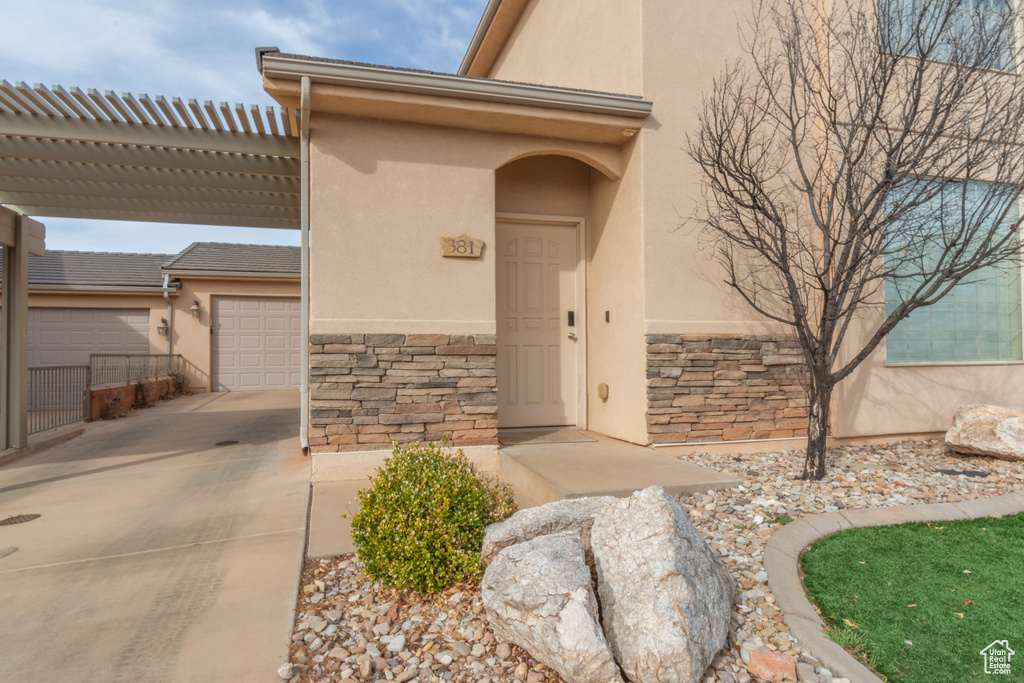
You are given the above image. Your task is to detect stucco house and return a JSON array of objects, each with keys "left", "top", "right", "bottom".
[
  {"left": 249, "top": 0, "right": 1024, "bottom": 478},
  {"left": 1, "top": 242, "right": 299, "bottom": 392}
]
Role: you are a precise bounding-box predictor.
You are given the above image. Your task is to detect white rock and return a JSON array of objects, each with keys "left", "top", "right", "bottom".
[
  {"left": 591, "top": 486, "right": 733, "bottom": 683},
  {"left": 276, "top": 663, "right": 293, "bottom": 679},
  {"left": 481, "top": 496, "right": 616, "bottom": 564},
  {"left": 388, "top": 634, "right": 406, "bottom": 653},
  {"left": 482, "top": 531, "right": 623, "bottom": 683},
  {"left": 946, "top": 404, "right": 1024, "bottom": 461}
]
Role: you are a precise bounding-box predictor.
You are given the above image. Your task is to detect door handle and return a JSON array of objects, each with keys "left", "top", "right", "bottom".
[{"left": 567, "top": 332, "right": 577, "bottom": 340}]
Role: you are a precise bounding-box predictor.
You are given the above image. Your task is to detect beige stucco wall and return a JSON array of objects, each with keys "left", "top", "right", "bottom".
[
  {"left": 586, "top": 150, "right": 649, "bottom": 444},
  {"left": 486, "top": 0, "right": 784, "bottom": 332},
  {"left": 495, "top": 155, "right": 591, "bottom": 217},
  {"left": 833, "top": 310, "right": 1024, "bottom": 438},
  {"left": 309, "top": 114, "right": 626, "bottom": 336},
  {"left": 633, "top": 0, "right": 1024, "bottom": 439},
  {"left": 299, "top": 0, "right": 1024, "bottom": 446},
  {"left": 638, "top": 0, "right": 775, "bottom": 334},
  {"left": 486, "top": 0, "right": 643, "bottom": 96},
  {"left": 309, "top": 113, "right": 646, "bottom": 443},
  {"left": 482, "top": 0, "right": 773, "bottom": 443},
  {"left": 168, "top": 276, "right": 299, "bottom": 391}
]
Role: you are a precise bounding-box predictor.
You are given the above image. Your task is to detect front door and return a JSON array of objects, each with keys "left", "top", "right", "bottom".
[{"left": 496, "top": 220, "right": 578, "bottom": 428}]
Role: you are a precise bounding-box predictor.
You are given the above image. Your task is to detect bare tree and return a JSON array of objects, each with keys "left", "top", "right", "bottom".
[{"left": 689, "top": 0, "right": 1024, "bottom": 479}]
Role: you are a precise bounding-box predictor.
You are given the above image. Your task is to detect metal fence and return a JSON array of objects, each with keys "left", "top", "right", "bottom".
[
  {"left": 25, "top": 354, "right": 182, "bottom": 435},
  {"left": 89, "top": 354, "right": 181, "bottom": 387},
  {"left": 27, "top": 364, "right": 89, "bottom": 435}
]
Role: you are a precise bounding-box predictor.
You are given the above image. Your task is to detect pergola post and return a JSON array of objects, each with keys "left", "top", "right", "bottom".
[{"left": 0, "top": 207, "right": 45, "bottom": 449}]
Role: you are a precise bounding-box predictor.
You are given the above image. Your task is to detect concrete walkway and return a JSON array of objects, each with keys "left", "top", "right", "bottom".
[
  {"left": 307, "top": 431, "right": 741, "bottom": 558},
  {"left": 498, "top": 431, "right": 741, "bottom": 504},
  {"left": 766, "top": 491, "right": 1024, "bottom": 683},
  {"left": 0, "top": 391, "right": 309, "bottom": 683}
]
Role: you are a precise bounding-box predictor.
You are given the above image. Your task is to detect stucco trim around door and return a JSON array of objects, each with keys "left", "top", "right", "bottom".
[{"left": 495, "top": 212, "right": 588, "bottom": 430}]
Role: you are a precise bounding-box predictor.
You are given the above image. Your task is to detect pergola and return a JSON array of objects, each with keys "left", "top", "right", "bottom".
[{"left": 0, "top": 79, "right": 305, "bottom": 449}]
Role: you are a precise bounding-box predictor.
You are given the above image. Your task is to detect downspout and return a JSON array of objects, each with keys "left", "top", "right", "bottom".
[
  {"left": 300, "top": 76, "right": 311, "bottom": 455},
  {"left": 162, "top": 274, "right": 172, "bottom": 355}
]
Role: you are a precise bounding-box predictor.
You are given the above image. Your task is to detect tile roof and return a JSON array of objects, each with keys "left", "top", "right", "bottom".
[
  {"left": 0, "top": 251, "right": 172, "bottom": 288},
  {"left": 162, "top": 242, "right": 300, "bottom": 275}
]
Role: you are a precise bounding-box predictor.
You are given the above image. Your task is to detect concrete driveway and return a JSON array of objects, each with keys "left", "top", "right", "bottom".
[{"left": 0, "top": 391, "right": 309, "bottom": 682}]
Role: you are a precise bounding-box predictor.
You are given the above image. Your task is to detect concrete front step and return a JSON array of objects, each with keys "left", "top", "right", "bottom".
[
  {"left": 498, "top": 433, "right": 742, "bottom": 505},
  {"left": 306, "top": 434, "right": 739, "bottom": 559}
]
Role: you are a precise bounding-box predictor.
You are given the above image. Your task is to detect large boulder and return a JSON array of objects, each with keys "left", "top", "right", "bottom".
[
  {"left": 946, "top": 404, "right": 1024, "bottom": 461},
  {"left": 591, "top": 486, "right": 733, "bottom": 683},
  {"left": 481, "top": 531, "right": 624, "bottom": 683},
  {"left": 481, "top": 495, "right": 617, "bottom": 565}
]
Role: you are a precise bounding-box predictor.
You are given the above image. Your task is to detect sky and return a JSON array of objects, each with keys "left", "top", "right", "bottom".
[{"left": 0, "top": 0, "right": 489, "bottom": 255}]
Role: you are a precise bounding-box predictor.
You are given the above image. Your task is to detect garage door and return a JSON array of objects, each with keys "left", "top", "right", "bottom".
[
  {"left": 27, "top": 308, "right": 150, "bottom": 366},
  {"left": 212, "top": 297, "right": 300, "bottom": 391}
]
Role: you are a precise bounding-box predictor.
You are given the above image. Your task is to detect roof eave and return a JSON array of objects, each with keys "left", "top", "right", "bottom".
[
  {"left": 459, "top": 0, "right": 504, "bottom": 76},
  {"left": 260, "top": 53, "right": 652, "bottom": 119},
  {"left": 23, "top": 284, "right": 178, "bottom": 294},
  {"left": 161, "top": 268, "right": 300, "bottom": 280}
]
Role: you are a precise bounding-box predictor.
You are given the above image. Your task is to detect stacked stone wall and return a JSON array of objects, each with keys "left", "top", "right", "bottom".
[
  {"left": 308, "top": 334, "right": 497, "bottom": 453},
  {"left": 646, "top": 335, "right": 808, "bottom": 444}
]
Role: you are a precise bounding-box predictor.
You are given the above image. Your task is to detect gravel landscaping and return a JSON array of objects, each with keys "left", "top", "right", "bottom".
[{"left": 282, "top": 440, "right": 1024, "bottom": 683}]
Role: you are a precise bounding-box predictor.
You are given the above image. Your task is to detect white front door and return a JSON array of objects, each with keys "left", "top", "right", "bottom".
[{"left": 496, "top": 221, "right": 578, "bottom": 428}]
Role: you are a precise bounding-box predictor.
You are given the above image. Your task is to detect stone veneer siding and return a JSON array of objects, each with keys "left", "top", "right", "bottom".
[
  {"left": 646, "top": 335, "right": 809, "bottom": 444},
  {"left": 308, "top": 334, "right": 497, "bottom": 454}
]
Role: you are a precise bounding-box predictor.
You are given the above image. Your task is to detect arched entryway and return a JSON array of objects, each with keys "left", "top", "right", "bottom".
[{"left": 493, "top": 154, "right": 611, "bottom": 430}]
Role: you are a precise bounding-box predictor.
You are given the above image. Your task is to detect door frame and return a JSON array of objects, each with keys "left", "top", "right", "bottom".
[{"left": 495, "top": 212, "right": 588, "bottom": 430}]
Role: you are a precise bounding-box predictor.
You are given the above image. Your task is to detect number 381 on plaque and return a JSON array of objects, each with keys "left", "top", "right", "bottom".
[{"left": 440, "top": 235, "right": 485, "bottom": 258}]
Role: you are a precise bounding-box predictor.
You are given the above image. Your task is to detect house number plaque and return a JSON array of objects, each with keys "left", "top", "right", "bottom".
[{"left": 441, "top": 234, "right": 485, "bottom": 258}]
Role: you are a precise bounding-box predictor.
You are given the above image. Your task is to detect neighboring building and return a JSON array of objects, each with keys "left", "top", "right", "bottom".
[
  {"left": 1, "top": 243, "right": 299, "bottom": 391},
  {"left": 1, "top": 250, "right": 172, "bottom": 367},
  {"left": 162, "top": 242, "right": 301, "bottom": 391},
  {"left": 252, "top": 0, "right": 1024, "bottom": 473}
]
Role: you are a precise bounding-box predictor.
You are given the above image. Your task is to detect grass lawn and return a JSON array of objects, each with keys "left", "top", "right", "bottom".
[{"left": 801, "top": 512, "right": 1024, "bottom": 683}]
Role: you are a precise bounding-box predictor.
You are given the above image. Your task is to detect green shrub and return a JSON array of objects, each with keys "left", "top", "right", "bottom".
[
  {"left": 482, "top": 475, "right": 518, "bottom": 522},
  {"left": 352, "top": 441, "right": 518, "bottom": 593}
]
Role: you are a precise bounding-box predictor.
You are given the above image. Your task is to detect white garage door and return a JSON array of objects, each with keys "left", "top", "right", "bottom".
[
  {"left": 28, "top": 308, "right": 150, "bottom": 366},
  {"left": 212, "top": 297, "right": 300, "bottom": 391}
]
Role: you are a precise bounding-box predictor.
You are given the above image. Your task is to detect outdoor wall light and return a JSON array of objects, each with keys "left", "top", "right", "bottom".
[
  {"left": 189, "top": 300, "right": 201, "bottom": 319},
  {"left": 157, "top": 318, "right": 169, "bottom": 337}
]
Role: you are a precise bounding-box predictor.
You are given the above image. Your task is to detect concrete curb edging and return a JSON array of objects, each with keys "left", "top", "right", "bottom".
[
  {"left": 0, "top": 425, "right": 85, "bottom": 469},
  {"left": 765, "top": 491, "right": 1024, "bottom": 683}
]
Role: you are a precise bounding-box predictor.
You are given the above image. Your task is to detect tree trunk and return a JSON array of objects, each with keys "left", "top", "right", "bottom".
[{"left": 801, "top": 383, "right": 832, "bottom": 480}]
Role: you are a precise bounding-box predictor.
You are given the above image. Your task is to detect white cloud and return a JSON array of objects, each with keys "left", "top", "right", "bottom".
[{"left": 0, "top": 0, "right": 488, "bottom": 99}]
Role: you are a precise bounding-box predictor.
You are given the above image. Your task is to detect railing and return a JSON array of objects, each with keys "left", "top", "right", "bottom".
[
  {"left": 25, "top": 354, "right": 182, "bottom": 435},
  {"left": 27, "top": 365, "right": 89, "bottom": 435},
  {"left": 89, "top": 354, "right": 181, "bottom": 387}
]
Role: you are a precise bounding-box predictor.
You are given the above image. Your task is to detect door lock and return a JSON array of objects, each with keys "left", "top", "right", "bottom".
[{"left": 567, "top": 310, "right": 575, "bottom": 326}]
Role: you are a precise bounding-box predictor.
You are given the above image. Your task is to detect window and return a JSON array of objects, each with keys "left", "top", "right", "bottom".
[
  {"left": 885, "top": 181, "right": 1022, "bottom": 363},
  {"left": 880, "top": 0, "right": 1016, "bottom": 71}
]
